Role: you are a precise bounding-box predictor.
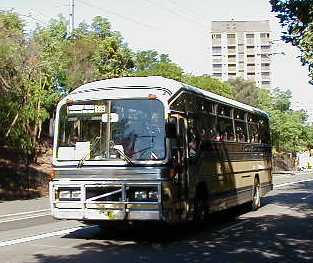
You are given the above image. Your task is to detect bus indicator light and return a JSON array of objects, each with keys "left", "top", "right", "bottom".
[{"left": 148, "top": 94, "right": 157, "bottom": 100}]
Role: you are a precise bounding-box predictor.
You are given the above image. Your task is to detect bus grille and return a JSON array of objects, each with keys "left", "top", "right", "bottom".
[{"left": 86, "top": 186, "right": 122, "bottom": 202}]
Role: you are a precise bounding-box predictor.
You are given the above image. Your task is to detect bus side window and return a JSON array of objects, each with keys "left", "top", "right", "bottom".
[
  {"left": 217, "top": 117, "right": 235, "bottom": 141},
  {"left": 235, "top": 121, "right": 248, "bottom": 142},
  {"left": 248, "top": 123, "right": 259, "bottom": 143},
  {"left": 234, "top": 109, "right": 247, "bottom": 142},
  {"left": 259, "top": 118, "right": 270, "bottom": 144},
  {"left": 248, "top": 114, "right": 261, "bottom": 144}
]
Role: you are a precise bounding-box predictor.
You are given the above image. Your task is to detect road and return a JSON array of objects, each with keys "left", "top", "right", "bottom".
[{"left": 0, "top": 172, "right": 313, "bottom": 263}]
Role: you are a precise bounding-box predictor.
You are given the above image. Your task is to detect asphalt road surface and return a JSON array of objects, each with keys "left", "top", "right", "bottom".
[{"left": 0, "top": 172, "right": 313, "bottom": 263}]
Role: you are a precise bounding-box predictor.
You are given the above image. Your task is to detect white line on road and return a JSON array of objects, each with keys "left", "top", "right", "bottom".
[
  {"left": 0, "top": 213, "right": 51, "bottom": 224},
  {"left": 0, "top": 226, "right": 94, "bottom": 248},
  {"left": 0, "top": 209, "right": 50, "bottom": 219},
  {"left": 274, "top": 178, "right": 313, "bottom": 188}
]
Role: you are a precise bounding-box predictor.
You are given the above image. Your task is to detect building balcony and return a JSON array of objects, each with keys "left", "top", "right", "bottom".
[
  {"left": 212, "top": 39, "right": 222, "bottom": 47},
  {"left": 261, "top": 80, "right": 271, "bottom": 87},
  {"left": 261, "top": 66, "right": 270, "bottom": 71},
  {"left": 212, "top": 46, "right": 222, "bottom": 55},
  {"left": 247, "top": 66, "right": 255, "bottom": 72},
  {"left": 213, "top": 73, "right": 223, "bottom": 79},
  {"left": 246, "top": 48, "right": 255, "bottom": 56},
  {"left": 260, "top": 54, "right": 271, "bottom": 62},
  {"left": 228, "top": 73, "right": 237, "bottom": 79},
  {"left": 213, "top": 59, "right": 223, "bottom": 64},
  {"left": 247, "top": 72, "right": 256, "bottom": 80},
  {"left": 227, "top": 48, "right": 236, "bottom": 55},
  {"left": 228, "top": 66, "right": 237, "bottom": 73},
  {"left": 227, "top": 39, "right": 236, "bottom": 46},
  {"left": 260, "top": 39, "right": 271, "bottom": 46},
  {"left": 212, "top": 67, "right": 223, "bottom": 73},
  {"left": 247, "top": 56, "right": 255, "bottom": 64},
  {"left": 246, "top": 38, "right": 255, "bottom": 46},
  {"left": 261, "top": 73, "right": 271, "bottom": 80},
  {"left": 260, "top": 45, "right": 271, "bottom": 54},
  {"left": 228, "top": 56, "right": 236, "bottom": 63}
]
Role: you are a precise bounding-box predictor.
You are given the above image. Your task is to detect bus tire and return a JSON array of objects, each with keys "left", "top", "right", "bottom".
[
  {"left": 193, "top": 184, "right": 209, "bottom": 223},
  {"left": 251, "top": 177, "right": 261, "bottom": 211}
]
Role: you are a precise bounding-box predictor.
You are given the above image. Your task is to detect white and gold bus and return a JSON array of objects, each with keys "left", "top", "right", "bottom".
[{"left": 49, "top": 76, "right": 272, "bottom": 224}]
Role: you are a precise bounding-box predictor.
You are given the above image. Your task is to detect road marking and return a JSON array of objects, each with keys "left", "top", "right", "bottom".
[
  {"left": 0, "top": 226, "right": 95, "bottom": 248},
  {"left": 0, "top": 209, "right": 50, "bottom": 219},
  {"left": 0, "top": 213, "right": 51, "bottom": 224},
  {"left": 274, "top": 178, "right": 313, "bottom": 188}
]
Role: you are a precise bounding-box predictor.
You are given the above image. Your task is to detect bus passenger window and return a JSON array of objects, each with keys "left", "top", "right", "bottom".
[
  {"left": 259, "top": 118, "right": 270, "bottom": 144},
  {"left": 248, "top": 123, "right": 259, "bottom": 143},
  {"left": 218, "top": 117, "right": 235, "bottom": 141},
  {"left": 198, "top": 114, "right": 217, "bottom": 140},
  {"left": 235, "top": 121, "right": 248, "bottom": 142}
]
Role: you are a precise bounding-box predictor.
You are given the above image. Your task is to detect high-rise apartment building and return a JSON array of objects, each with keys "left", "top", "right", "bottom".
[{"left": 210, "top": 20, "right": 272, "bottom": 88}]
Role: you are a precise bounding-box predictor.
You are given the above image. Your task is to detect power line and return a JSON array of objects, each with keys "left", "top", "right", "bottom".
[
  {"left": 77, "top": 0, "right": 158, "bottom": 30},
  {"left": 0, "top": 8, "right": 48, "bottom": 26},
  {"left": 18, "top": 12, "right": 48, "bottom": 26},
  {"left": 144, "top": 0, "right": 208, "bottom": 31},
  {"left": 167, "top": 0, "right": 209, "bottom": 28}
]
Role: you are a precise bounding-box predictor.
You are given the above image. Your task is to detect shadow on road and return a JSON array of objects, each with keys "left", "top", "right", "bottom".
[{"left": 33, "top": 184, "right": 313, "bottom": 263}]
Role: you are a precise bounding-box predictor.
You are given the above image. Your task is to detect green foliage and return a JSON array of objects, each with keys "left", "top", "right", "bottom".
[
  {"left": 0, "top": 11, "right": 59, "bottom": 162},
  {"left": 227, "top": 78, "right": 258, "bottom": 106},
  {"left": 2, "top": 10, "right": 312, "bottom": 163},
  {"left": 133, "top": 50, "right": 233, "bottom": 96},
  {"left": 0, "top": 13, "right": 136, "bottom": 162},
  {"left": 133, "top": 50, "right": 184, "bottom": 81},
  {"left": 270, "top": 0, "right": 313, "bottom": 79},
  {"left": 257, "top": 87, "right": 313, "bottom": 152},
  {"left": 183, "top": 74, "right": 233, "bottom": 97}
]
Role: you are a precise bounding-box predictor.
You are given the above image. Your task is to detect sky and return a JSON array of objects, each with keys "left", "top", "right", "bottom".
[{"left": 1, "top": 0, "right": 313, "bottom": 119}]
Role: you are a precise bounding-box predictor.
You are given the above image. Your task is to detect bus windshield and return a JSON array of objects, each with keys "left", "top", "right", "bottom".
[{"left": 56, "top": 99, "right": 165, "bottom": 162}]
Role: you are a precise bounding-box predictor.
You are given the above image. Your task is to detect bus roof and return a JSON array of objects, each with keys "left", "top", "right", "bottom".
[{"left": 63, "top": 76, "right": 268, "bottom": 116}]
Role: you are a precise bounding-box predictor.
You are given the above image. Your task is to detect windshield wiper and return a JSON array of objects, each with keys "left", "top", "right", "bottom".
[
  {"left": 77, "top": 136, "right": 101, "bottom": 168},
  {"left": 109, "top": 141, "right": 134, "bottom": 166}
]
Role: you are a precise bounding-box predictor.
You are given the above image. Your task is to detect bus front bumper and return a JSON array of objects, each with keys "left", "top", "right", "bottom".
[{"left": 49, "top": 181, "right": 162, "bottom": 221}]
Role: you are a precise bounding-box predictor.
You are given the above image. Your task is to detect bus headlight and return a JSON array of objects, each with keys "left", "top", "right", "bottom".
[
  {"left": 134, "top": 191, "right": 147, "bottom": 200},
  {"left": 148, "top": 190, "right": 158, "bottom": 201},
  {"left": 131, "top": 187, "right": 158, "bottom": 202},
  {"left": 59, "top": 190, "right": 71, "bottom": 199},
  {"left": 71, "top": 190, "right": 82, "bottom": 199},
  {"left": 57, "top": 188, "right": 81, "bottom": 201}
]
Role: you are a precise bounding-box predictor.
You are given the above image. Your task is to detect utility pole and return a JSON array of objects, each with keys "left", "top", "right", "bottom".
[{"left": 69, "top": 0, "right": 75, "bottom": 35}]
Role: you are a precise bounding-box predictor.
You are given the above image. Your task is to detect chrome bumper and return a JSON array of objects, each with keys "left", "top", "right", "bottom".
[{"left": 49, "top": 181, "right": 162, "bottom": 221}]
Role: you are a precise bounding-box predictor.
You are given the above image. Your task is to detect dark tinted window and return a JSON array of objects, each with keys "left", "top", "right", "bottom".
[{"left": 217, "top": 117, "right": 235, "bottom": 141}]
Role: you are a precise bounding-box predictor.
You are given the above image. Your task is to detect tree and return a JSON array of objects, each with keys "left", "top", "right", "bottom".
[
  {"left": 0, "top": 13, "right": 136, "bottom": 162},
  {"left": 257, "top": 87, "right": 311, "bottom": 152},
  {"left": 34, "top": 16, "right": 135, "bottom": 93},
  {"left": 227, "top": 78, "right": 259, "bottom": 106},
  {"left": 134, "top": 50, "right": 159, "bottom": 71},
  {"left": 183, "top": 74, "right": 233, "bottom": 97},
  {"left": 270, "top": 0, "right": 313, "bottom": 79},
  {"left": 133, "top": 50, "right": 184, "bottom": 80},
  {"left": 0, "top": 11, "right": 58, "bottom": 163}
]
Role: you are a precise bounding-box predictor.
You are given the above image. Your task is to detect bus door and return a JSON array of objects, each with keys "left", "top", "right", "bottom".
[{"left": 170, "top": 115, "right": 189, "bottom": 201}]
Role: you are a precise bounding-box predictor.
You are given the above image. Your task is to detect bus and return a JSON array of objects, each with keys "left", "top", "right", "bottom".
[{"left": 49, "top": 76, "right": 272, "bottom": 224}]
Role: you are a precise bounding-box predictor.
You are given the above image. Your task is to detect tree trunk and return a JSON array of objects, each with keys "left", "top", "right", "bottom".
[{"left": 5, "top": 112, "right": 19, "bottom": 137}]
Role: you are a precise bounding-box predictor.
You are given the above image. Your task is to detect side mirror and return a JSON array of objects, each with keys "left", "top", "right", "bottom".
[{"left": 165, "top": 123, "right": 177, "bottom": 138}]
